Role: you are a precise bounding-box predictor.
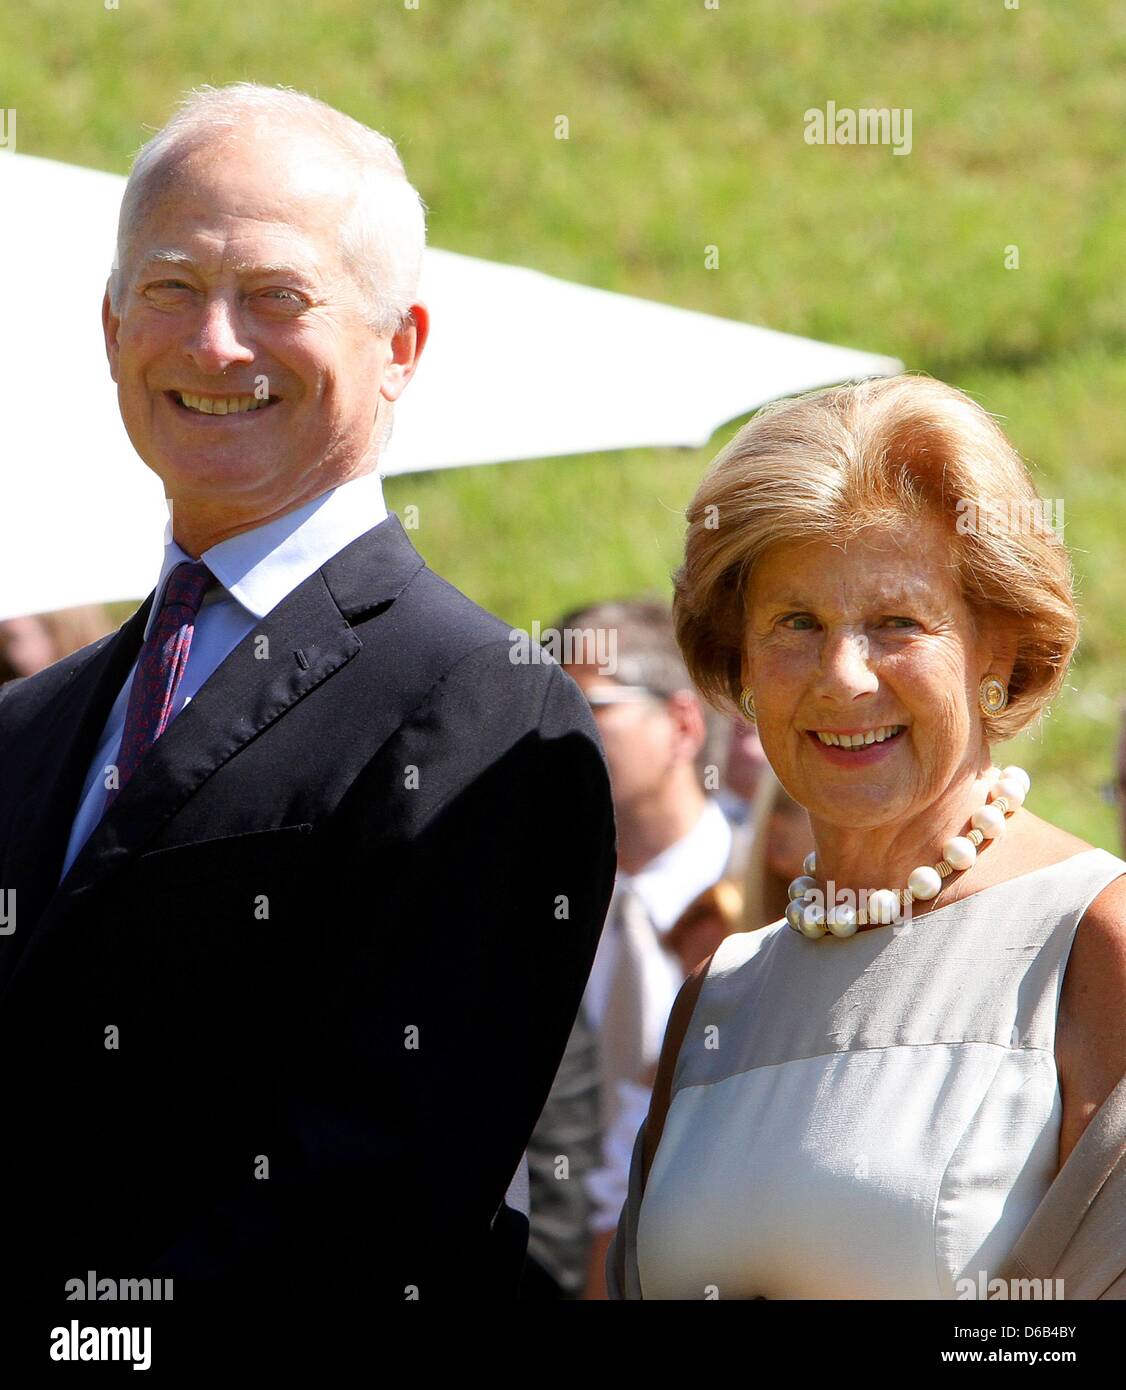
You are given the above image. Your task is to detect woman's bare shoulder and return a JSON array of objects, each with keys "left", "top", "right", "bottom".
[
  {"left": 1062, "top": 862, "right": 1126, "bottom": 1022},
  {"left": 1008, "top": 810, "right": 1092, "bottom": 868},
  {"left": 1054, "top": 831, "right": 1126, "bottom": 1167},
  {"left": 935, "top": 811, "right": 1091, "bottom": 909}
]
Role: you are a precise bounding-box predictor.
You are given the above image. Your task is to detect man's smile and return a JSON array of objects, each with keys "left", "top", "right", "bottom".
[{"left": 164, "top": 389, "right": 282, "bottom": 417}]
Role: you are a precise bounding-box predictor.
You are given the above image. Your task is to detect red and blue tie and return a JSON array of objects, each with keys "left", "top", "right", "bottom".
[{"left": 104, "top": 559, "right": 215, "bottom": 810}]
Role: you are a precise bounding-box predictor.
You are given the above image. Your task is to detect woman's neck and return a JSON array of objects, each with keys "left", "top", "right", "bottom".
[{"left": 808, "top": 761, "right": 1000, "bottom": 899}]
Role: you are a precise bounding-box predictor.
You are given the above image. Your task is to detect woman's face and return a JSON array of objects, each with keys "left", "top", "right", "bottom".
[{"left": 742, "top": 514, "right": 1006, "bottom": 832}]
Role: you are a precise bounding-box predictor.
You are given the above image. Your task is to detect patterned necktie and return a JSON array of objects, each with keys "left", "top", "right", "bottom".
[
  {"left": 104, "top": 559, "right": 215, "bottom": 809},
  {"left": 599, "top": 885, "right": 659, "bottom": 1138}
]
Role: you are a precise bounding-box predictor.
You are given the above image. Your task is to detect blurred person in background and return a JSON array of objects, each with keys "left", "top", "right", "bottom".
[
  {"left": 520, "top": 730, "right": 761, "bottom": 1301},
  {"left": 640, "top": 764, "right": 815, "bottom": 1030},
  {"left": 640, "top": 716, "right": 771, "bottom": 973},
  {"left": 528, "top": 599, "right": 736, "bottom": 1298},
  {"left": 521, "top": 608, "right": 749, "bottom": 1299},
  {"left": 715, "top": 713, "right": 770, "bottom": 831},
  {"left": 738, "top": 764, "right": 817, "bottom": 931},
  {"left": 518, "top": 1003, "right": 601, "bottom": 1299},
  {"left": 0, "top": 606, "right": 114, "bottom": 684}
]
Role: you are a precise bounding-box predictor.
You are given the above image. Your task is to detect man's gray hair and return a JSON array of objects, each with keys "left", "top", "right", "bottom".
[
  {"left": 551, "top": 597, "right": 731, "bottom": 784},
  {"left": 108, "top": 82, "right": 427, "bottom": 337},
  {"left": 554, "top": 599, "right": 695, "bottom": 699}
]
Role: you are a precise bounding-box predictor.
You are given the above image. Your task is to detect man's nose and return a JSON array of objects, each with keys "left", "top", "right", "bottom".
[
  {"left": 183, "top": 294, "right": 255, "bottom": 374},
  {"left": 815, "top": 629, "right": 880, "bottom": 699}
]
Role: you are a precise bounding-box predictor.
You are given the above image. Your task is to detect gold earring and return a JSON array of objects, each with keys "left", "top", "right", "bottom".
[
  {"left": 739, "top": 686, "right": 756, "bottom": 723},
  {"left": 979, "top": 675, "right": 1008, "bottom": 716}
]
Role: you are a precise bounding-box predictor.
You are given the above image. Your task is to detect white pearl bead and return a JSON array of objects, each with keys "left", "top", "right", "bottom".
[
  {"left": 865, "top": 888, "right": 900, "bottom": 925},
  {"left": 993, "top": 777, "right": 1026, "bottom": 809},
  {"left": 803, "top": 851, "right": 818, "bottom": 877},
  {"left": 943, "top": 835, "right": 977, "bottom": 871},
  {"left": 826, "top": 904, "right": 858, "bottom": 937},
  {"left": 788, "top": 875, "right": 818, "bottom": 901},
  {"left": 971, "top": 803, "right": 1007, "bottom": 838},
  {"left": 908, "top": 865, "right": 942, "bottom": 901},
  {"left": 1001, "top": 765, "right": 1031, "bottom": 796},
  {"left": 799, "top": 902, "right": 827, "bottom": 937},
  {"left": 785, "top": 899, "right": 807, "bottom": 932}
]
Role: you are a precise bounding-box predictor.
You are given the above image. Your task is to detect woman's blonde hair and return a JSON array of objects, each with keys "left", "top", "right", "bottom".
[{"left": 672, "top": 374, "right": 1078, "bottom": 742}]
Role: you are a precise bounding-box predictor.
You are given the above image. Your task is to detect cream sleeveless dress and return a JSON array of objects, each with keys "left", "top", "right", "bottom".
[{"left": 610, "top": 847, "right": 1126, "bottom": 1299}]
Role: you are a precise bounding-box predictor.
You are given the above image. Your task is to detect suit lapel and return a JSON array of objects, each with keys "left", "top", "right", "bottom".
[
  {"left": 6, "top": 512, "right": 425, "bottom": 969},
  {"left": 2, "top": 595, "right": 152, "bottom": 943},
  {"left": 58, "top": 568, "right": 363, "bottom": 896}
]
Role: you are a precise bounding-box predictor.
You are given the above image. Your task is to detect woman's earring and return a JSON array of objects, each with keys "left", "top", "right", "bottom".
[
  {"left": 979, "top": 675, "right": 1009, "bottom": 716},
  {"left": 739, "top": 686, "right": 756, "bottom": 723}
]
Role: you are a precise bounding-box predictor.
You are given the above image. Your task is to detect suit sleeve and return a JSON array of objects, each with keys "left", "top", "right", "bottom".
[
  {"left": 400, "top": 654, "right": 617, "bottom": 1289},
  {"left": 0, "top": 676, "right": 23, "bottom": 731},
  {"left": 295, "top": 647, "right": 618, "bottom": 1300}
]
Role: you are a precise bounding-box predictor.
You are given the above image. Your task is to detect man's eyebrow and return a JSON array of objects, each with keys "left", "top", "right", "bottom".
[{"left": 138, "top": 250, "right": 317, "bottom": 280}]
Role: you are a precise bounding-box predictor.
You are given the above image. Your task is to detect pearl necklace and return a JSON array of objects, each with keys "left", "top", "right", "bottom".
[{"left": 785, "top": 765, "right": 1031, "bottom": 938}]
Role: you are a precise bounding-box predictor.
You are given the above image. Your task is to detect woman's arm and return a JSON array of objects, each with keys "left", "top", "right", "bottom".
[{"left": 1056, "top": 874, "right": 1126, "bottom": 1171}]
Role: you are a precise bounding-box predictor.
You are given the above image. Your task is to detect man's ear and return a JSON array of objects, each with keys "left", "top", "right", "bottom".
[
  {"left": 379, "top": 301, "right": 430, "bottom": 403},
  {"left": 667, "top": 689, "right": 707, "bottom": 764},
  {"left": 102, "top": 282, "right": 120, "bottom": 384}
]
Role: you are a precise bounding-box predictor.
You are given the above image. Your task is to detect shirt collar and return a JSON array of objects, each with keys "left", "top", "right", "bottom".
[
  {"left": 618, "top": 797, "right": 734, "bottom": 932},
  {"left": 143, "top": 469, "right": 389, "bottom": 641}
]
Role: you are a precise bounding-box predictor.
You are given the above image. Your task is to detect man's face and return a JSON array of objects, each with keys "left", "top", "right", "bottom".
[
  {"left": 102, "top": 132, "right": 425, "bottom": 524},
  {"left": 564, "top": 666, "right": 693, "bottom": 815},
  {"left": 726, "top": 717, "right": 769, "bottom": 802}
]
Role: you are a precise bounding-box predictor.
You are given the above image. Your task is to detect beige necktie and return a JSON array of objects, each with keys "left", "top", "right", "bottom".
[{"left": 599, "top": 885, "right": 658, "bottom": 1138}]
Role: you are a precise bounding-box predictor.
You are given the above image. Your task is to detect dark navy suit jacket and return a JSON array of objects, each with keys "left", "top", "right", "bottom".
[{"left": 0, "top": 512, "right": 616, "bottom": 1310}]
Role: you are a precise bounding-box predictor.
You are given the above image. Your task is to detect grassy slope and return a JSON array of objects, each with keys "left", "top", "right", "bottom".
[{"left": 6, "top": 0, "right": 1122, "bottom": 844}]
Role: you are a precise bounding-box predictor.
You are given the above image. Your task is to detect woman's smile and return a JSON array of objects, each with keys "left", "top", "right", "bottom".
[{"left": 804, "top": 723, "right": 907, "bottom": 766}]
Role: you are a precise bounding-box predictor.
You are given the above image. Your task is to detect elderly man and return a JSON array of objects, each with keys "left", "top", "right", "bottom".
[{"left": 0, "top": 84, "right": 616, "bottom": 1312}]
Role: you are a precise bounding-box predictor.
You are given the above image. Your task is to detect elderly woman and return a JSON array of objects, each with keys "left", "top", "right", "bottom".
[{"left": 607, "top": 374, "right": 1126, "bottom": 1299}]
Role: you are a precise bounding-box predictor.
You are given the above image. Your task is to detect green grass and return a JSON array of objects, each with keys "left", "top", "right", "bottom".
[{"left": 9, "top": 0, "right": 1123, "bottom": 847}]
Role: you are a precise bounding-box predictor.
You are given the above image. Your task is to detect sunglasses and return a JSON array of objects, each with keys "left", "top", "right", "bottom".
[{"left": 583, "top": 684, "right": 669, "bottom": 708}]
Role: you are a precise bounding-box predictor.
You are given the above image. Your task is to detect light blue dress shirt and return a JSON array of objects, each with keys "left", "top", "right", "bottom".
[{"left": 59, "top": 469, "right": 389, "bottom": 883}]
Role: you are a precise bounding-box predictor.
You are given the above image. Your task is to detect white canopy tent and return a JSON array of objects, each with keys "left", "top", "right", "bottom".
[{"left": 0, "top": 152, "right": 901, "bottom": 620}]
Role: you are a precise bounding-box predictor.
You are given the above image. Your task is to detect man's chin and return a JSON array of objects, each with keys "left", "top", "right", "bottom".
[{"left": 143, "top": 451, "right": 288, "bottom": 503}]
